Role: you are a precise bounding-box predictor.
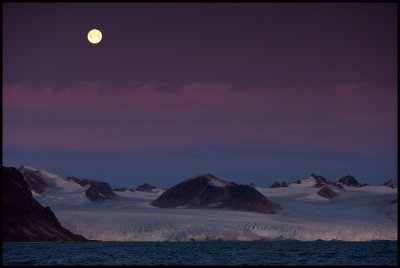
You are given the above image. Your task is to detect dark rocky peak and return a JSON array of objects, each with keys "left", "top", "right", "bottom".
[
  {"left": 338, "top": 175, "right": 367, "bottom": 187},
  {"left": 249, "top": 182, "right": 258, "bottom": 188},
  {"left": 18, "top": 166, "right": 50, "bottom": 194},
  {"left": 186, "top": 173, "right": 217, "bottom": 179},
  {"left": 310, "top": 173, "right": 328, "bottom": 183},
  {"left": 183, "top": 173, "right": 234, "bottom": 188},
  {"left": 84, "top": 181, "right": 115, "bottom": 201},
  {"left": 317, "top": 186, "right": 338, "bottom": 199},
  {"left": 310, "top": 173, "right": 328, "bottom": 187},
  {"left": 270, "top": 182, "right": 280, "bottom": 188},
  {"left": 113, "top": 187, "right": 136, "bottom": 192},
  {"left": 382, "top": 179, "right": 397, "bottom": 188},
  {"left": 292, "top": 175, "right": 320, "bottom": 185},
  {"left": 2, "top": 166, "right": 87, "bottom": 242},
  {"left": 270, "top": 181, "right": 288, "bottom": 188},
  {"left": 63, "top": 176, "right": 115, "bottom": 201},
  {"left": 114, "top": 187, "right": 129, "bottom": 192},
  {"left": 151, "top": 174, "right": 277, "bottom": 214},
  {"left": 298, "top": 173, "right": 342, "bottom": 189},
  {"left": 184, "top": 173, "right": 216, "bottom": 181},
  {"left": 136, "top": 183, "right": 156, "bottom": 192}
]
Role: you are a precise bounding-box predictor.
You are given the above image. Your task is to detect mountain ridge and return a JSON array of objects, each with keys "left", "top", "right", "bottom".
[
  {"left": 3, "top": 165, "right": 397, "bottom": 242},
  {"left": 19, "top": 166, "right": 115, "bottom": 202},
  {"left": 2, "top": 166, "right": 88, "bottom": 242}
]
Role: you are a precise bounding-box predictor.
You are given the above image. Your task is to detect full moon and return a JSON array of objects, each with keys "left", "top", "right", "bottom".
[{"left": 88, "top": 29, "right": 102, "bottom": 44}]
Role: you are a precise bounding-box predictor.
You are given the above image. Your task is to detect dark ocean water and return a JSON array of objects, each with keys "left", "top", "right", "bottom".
[{"left": 2, "top": 241, "right": 398, "bottom": 266}]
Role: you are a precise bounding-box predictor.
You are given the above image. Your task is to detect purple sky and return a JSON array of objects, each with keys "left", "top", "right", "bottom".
[{"left": 3, "top": 3, "right": 397, "bottom": 188}]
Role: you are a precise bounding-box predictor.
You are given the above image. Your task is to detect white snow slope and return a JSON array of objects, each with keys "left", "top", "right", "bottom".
[
  {"left": 26, "top": 168, "right": 397, "bottom": 242},
  {"left": 21, "top": 166, "right": 90, "bottom": 205}
]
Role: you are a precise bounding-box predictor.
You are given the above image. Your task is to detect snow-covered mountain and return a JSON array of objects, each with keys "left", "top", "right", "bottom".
[
  {"left": 151, "top": 173, "right": 277, "bottom": 213},
  {"left": 19, "top": 166, "right": 116, "bottom": 204},
  {"left": 280, "top": 173, "right": 365, "bottom": 189},
  {"left": 14, "top": 167, "right": 398, "bottom": 242}
]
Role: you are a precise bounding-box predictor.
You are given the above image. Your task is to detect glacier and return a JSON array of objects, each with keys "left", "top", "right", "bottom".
[{"left": 27, "top": 169, "right": 397, "bottom": 242}]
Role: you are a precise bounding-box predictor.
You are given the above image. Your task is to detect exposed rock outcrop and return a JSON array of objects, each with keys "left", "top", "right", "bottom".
[
  {"left": 249, "top": 182, "right": 258, "bottom": 188},
  {"left": 270, "top": 182, "right": 281, "bottom": 188},
  {"left": 310, "top": 174, "right": 343, "bottom": 189},
  {"left": 64, "top": 176, "right": 115, "bottom": 201},
  {"left": 114, "top": 187, "right": 129, "bottom": 192},
  {"left": 270, "top": 182, "right": 288, "bottom": 188},
  {"left": 136, "top": 183, "right": 156, "bottom": 192},
  {"left": 151, "top": 173, "right": 277, "bottom": 213},
  {"left": 382, "top": 179, "right": 397, "bottom": 188},
  {"left": 338, "top": 175, "right": 367, "bottom": 187},
  {"left": 292, "top": 174, "right": 343, "bottom": 189},
  {"left": 317, "top": 186, "right": 338, "bottom": 199},
  {"left": 114, "top": 187, "right": 137, "bottom": 192},
  {"left": 2, "top": 166, "right": 88, "bottom": 242},
  {"left": 310, "top": 174, "right": 328, "bottom": 187}
]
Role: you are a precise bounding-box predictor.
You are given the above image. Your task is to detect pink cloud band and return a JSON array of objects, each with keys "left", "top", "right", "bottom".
[{"left": 3, "top": 81, "right": 396, "bottom": 153}]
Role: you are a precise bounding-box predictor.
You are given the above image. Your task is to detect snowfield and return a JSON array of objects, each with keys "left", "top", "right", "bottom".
[{"left": 28, "top": 168, "right": 397, "bottom": 242}]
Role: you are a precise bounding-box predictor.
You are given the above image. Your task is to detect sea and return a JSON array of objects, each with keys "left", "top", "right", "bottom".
[{"left": 2, "top": 241, "right": 398, "bottom": 266}]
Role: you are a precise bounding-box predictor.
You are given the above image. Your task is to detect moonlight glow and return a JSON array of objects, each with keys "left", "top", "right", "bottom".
[{"left": 88, "top": 29, "right": 102, "bottom": 44}]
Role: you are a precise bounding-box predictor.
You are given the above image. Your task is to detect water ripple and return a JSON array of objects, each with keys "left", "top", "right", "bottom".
[{"left": 2, "top": 241, "right": 398, "bottom": 266}]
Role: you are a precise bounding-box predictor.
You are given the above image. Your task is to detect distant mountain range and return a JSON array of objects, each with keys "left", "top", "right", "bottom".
[
  {"left": 114, "top": 183, "right": 160, "bottom": 193},
  {"left": 268, "top": 173, "right": 369, "bottom": 189},
  {"left": 2, "top": 165, "right": 397, "bottom": 242},
  {"left": 266, "top": 173, "right": 375, "bottom": 200}
]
